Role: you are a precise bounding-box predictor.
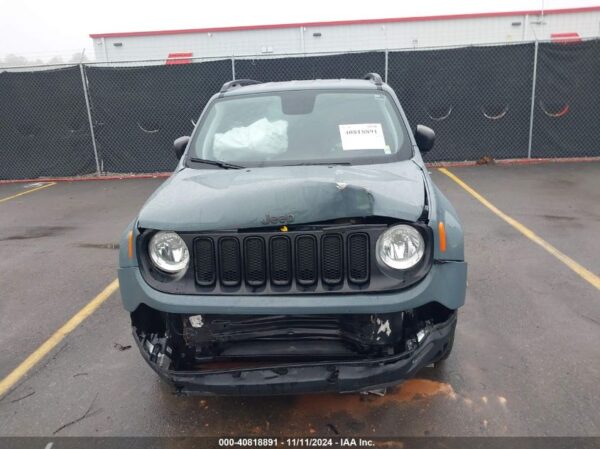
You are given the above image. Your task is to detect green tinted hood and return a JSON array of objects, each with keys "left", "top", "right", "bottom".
[{"left": 137, "top": 161, "right": 426, "bottom": 231}]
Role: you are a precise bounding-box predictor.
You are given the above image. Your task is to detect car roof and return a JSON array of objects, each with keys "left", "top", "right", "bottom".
[{"left": 221, "top": 78, "right": 383, "bottom": 97}]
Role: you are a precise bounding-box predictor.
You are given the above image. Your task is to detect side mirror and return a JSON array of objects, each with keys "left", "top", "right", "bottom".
[
  {"left": 173, "top": 135, "right": 190, "bottom": 160},
  {"left": 414, "top": 125, "right": 435, "bottom": 153}
]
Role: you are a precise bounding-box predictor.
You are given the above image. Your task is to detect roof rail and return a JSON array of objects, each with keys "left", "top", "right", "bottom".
[
  {"left": 364, "top": 73, "right": 383, "bottom": 86},
  {"left": 220, "top": 79, "right": 262, "bottom": 93}
]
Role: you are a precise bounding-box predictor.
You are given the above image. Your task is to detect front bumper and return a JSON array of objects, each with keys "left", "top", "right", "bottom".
[
  {"left": 134, "top": 312, "right": 456, "bottom": 396},
  {"left": 118, "top": 261, "right": 467, "bottom": 315}
]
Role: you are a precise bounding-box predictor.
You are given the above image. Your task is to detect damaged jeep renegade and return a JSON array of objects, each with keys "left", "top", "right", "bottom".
[{"left": 118, "top": 74, "right": 467, "bottom": 395}]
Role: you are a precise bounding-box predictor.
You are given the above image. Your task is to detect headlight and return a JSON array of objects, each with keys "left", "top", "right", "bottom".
[
  {"left": 376, "top": 224, "right": 425, "bottom": 270},
  {"left": 148, "top": 231, "right": 190, "bottom": 273}
]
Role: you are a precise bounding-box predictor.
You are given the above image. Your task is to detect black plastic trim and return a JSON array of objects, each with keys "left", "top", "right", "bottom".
[
  {"left": 193, "top": 238, "right": 216, "bottom": 287},
  {"left": 218, "top": 237, "right": 242, "bottom": 288},
  {"left": 270, "top": 236, "right": 292, "bottom": 287},
  {"left": 244, "top": 237, "right": 267, "bottom": 288},
  {"left": 295, "top": 235, "right": 318, "bottom": 287},
  {"left": 347, "top": 233, "right": 370, "bottom": 284}
]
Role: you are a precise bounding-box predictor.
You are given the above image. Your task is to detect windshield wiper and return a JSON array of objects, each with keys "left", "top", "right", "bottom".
[
  {"left": 283, "top": 161, "right": 352, "bottom": 166},
  {"left": 189, "top": 158, "right": 245, "bottom": 169}
]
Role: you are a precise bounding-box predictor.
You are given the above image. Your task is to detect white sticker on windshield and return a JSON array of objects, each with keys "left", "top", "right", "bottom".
[{"left": 339, "top": 123, "right": 386, "bottom": 151}]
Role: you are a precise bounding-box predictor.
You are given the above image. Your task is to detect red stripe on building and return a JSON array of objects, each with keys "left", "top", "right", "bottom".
[
  {"left": 166, "top": 52, "right": 193, "bottom": 65},
  {"left": 551, "top": 32, "right": 582, "bottom": 43}
]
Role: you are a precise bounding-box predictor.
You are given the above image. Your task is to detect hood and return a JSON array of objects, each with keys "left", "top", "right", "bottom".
[{"left": 137, "top": 161, "right": 426, "bottom": 231}]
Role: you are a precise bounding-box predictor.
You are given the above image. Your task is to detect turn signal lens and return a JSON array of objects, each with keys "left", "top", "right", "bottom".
[
  {"left": 438, "top": 222, "right": 447, "bottom": 253},
  {"left": 128, "top": 230, "right": 134, "bottom": 259}
]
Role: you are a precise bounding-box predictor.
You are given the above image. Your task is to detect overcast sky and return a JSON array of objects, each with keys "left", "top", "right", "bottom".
[{"left": 1, "top": 0, "right": 598, "bottom": 61}]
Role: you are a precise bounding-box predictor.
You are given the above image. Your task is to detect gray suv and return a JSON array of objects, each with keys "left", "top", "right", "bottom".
[{"left": 118, "top": 74, "right": 467, "bottom": 395}]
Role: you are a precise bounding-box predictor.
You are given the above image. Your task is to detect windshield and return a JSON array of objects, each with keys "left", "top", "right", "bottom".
[{"left": 189, "top": 90, "right": 412, "bottom": 167}]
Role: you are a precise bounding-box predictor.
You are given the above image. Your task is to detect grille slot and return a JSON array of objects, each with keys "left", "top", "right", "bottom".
[
  {"left": 321, "top": 234, "right": 344, "bottom": 285},
  {"left": 296, "top": 235, "right": 318, "bottom": 286},
  {"left": 244, "top": 237, "right": 266, "bottom": 287},
  {"left": 270, "top": 236, "right": 292, "bottom": 286},
  {"left": 219, "top": 238, "right": 241, "bottom": 287},
  {"left": 194, "top": 238, "right": 216, "bottom": 286},
  {"left": 348, "top": 233, "right": 370, "bottom": 284}
]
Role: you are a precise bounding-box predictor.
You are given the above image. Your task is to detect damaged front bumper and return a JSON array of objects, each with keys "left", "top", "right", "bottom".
[
  {"left": 122, "top": 258, "right": 465, "bottom": 396},
  {"left": 132, "top": 307, "right": 457, "bottom": 396}
]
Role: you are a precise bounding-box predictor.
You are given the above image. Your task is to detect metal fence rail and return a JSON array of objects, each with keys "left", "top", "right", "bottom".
[{"left": 1, "top": 38, "right": 599, "bottom": 180}]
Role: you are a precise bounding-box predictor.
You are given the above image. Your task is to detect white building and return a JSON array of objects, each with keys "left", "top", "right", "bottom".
[{"left": 90, "top": 6, "right": 600, "bottom": 63}]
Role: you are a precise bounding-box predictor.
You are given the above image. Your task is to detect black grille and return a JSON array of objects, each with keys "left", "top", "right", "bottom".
[
  {"left": 322, "top": 234, "right": 344, "bottom": 285},
  {"left": 194, "top": 238, "right": 216, "bottom": 286},
  {"left": 219, "top": 238, "right": 241, "bottom": 287},
  {"left": 296, "top": 235, "right": 317, "bottom": 286},
  {"left": 244, "top": 237, "right": 266, "bottom": 287},
  {"left": 192, "top": 230, "right": 378, "bottom": 292},
  {"left": 270, "top": 236, "right": 292, "bottom": 286},
  {"left": 347, "top": 233, "right": 370, "bottom": 284}
]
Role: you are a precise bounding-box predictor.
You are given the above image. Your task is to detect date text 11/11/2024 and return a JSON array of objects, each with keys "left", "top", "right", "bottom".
[{"left": 218, "top": 437, "right": 376, "bottom": 447}]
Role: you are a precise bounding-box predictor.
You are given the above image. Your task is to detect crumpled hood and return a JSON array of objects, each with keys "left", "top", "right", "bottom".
[{"left": 137, "top": 161, "right": 426, "bottom": 231}]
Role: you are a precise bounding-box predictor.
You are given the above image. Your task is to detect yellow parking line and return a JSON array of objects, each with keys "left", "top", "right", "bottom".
[
  {"left": 0, "top": 279, "right": 120, "bottom": 399},
  {"left": 439, "top": 167, "right": 600, "bottom": 291},
  {"left": 0, "top": 182, "right": 57, "bottom": 204}
]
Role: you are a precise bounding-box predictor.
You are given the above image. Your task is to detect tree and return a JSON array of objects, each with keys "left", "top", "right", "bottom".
[
  {"left": 69, "top": 51, "right": 88, "bottom": 63},
  {"left": 47, "top": 56, "right": 64, "bottom": 65},
  {"left": 1, "top": 54, "right": 29, "bottom": 67}
]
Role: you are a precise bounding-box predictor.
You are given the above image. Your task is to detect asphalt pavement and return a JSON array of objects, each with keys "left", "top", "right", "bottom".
[{"left": 0, "top": 162, "right": 598, "bottom": 437}]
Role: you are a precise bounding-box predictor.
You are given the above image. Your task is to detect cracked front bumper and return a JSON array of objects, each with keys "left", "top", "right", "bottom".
[{"left": 134, "top": 312, "right": 457, "bottom": 396}]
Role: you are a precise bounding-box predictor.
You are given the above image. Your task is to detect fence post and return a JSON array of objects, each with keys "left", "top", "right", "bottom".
[
  {"left": 231, "top": 56, "right": 236, "bottom": 81},
  {"left": 79, "top": 64, "right": 101, "bottom": 176},
  {"left": 527, "top": 40, "right": 539, "bottom": 159},
  {"left": 384, "top": 50, "right": 389, "bottom": 84}
]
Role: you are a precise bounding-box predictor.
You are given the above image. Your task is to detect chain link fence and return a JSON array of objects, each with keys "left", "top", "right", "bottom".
[
  {"left": 0, "top": 66, "right": 97, "bottom": 179},
  {"left": 389, "top": 43, "right": 535, "bottom": 162},
  {"left": 84, "top": 60, "right": 232, "bottom": 173},
  {"left": 1, "top": 39, "right": 599, "bottom": 180},
  {"left": 533, "top": 40, "right": 600, "bottom": 158}
]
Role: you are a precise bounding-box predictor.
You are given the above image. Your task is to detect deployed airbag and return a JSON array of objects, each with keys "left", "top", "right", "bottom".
[{"left": 213, "top": 118, "right": 288, "bottom": 159}]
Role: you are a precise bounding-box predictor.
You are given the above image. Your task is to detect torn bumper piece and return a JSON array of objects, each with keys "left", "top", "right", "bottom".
[{"left": 133, "top": 311, "right": 456, "bottom": 396}]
